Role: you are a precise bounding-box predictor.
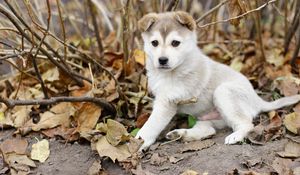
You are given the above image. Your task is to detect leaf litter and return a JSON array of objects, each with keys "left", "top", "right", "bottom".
[{"left": 0, "top": 0, "right": 300, "bottom": 174}]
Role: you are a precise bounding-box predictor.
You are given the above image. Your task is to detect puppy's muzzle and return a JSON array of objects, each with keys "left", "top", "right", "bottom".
[{"left": 158, "top": 57, "right": 168, "bottom": 66}]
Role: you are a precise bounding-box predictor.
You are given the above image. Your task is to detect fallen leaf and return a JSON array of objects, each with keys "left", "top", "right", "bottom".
[
  {"left": 130, "top": 128, "right": 140, "bottom": 137},
  {"left": 279, "top": 78, "right": 299, "bottom": 97},
  {"left": 133, "top": 49, "right": 146, "bottom": 66},
  {"left": 0, "top": 138, "right": 28, "bottom": 154},
  {"left": 169, "top": 156, "right": 184, "bottom": 164},
  {"left": 150, "top": 153, "right": 167, "bottom": 166},
  {"left": 277, "top": 141, "right": 300, "bottom": 158},
  {"left": 20, "top": 103, "right": 75, "bottom": 134},
  {"left": 75, "top": 103, "right": 101, "bottom": 139},
  {"left": 188, "top": 115, "right": 197, "bottom": 128},
  {"left": 11, "top": 106, "right": 31, "bottom": 128},
  {"left": 180, "top": 169, "right": 198, "bottom": 175},
  {"left": 180, "top": 140, "right": 215, "bottom": 153},
  {"left": 30, "top": 139, "right": 50, "bottom": 163},
  {"left": 272, "top": 157, "right": 292, "bottom": 175},
  {"left": 95, "top": 136, "right": 131, "bottom": 162},
  {"left": 284, "top": 112, "right": 300, "bottom": 134},
  {"left": 266, "top": 48, "right": 285, "bottom": 67},
  {"left": 5, "top": 153, "right": 36, "bottom": 172},
  {"left": 247, "top": 124, "right": 265, "bottom": 145},
  {"left": 87, "top": 160, "right": 102, "bottom": 175},
  {"left": 128, "top": 137, "right": 143, "bottom": 153},
  {"left": 41, "top": 126, "right": 79, "bottom": 141},
  {"left": 106, "top": 119, "right": 130, "bottom": 146},
  {"left": 242, "top": 158, "right": 262, "bottom": 168},
  {"left": 136, "top": 113, "right": 150, "bottom": 128},
  {"left": 230, "top": 56, "right": 244, "bottom": 72},
  {"left": 294, "top": 103, "right": 300, "bottom": 115}
]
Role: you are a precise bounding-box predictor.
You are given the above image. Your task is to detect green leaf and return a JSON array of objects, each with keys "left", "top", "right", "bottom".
[
  {"left": 130, "top": 128, "right": 140, "bottom": 137},
  {"left": 188, "top": 115, "right": 197, "bottom": 128}
]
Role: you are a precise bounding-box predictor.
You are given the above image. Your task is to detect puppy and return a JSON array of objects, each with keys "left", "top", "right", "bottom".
[{"left": 136, "top": 11, "right": 300, "bottom": 150}]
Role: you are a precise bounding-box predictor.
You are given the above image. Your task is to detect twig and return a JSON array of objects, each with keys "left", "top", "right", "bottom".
[
  {"left": 3, "top": 0, "right": 88, "bottom": 86},
  {"left": 87, "top": 0, "right": 104, "bottom": 58},
  {"left": 166, "top": 0, "right": 179, "bottom": 11},
  {"left": 0, "top": 96, "right": 116, "bottom": 115},
  {"left": 284, "top": 0, "right": 300, "bottom": 54},
  {"left": 30, "top": 0, "right": 51, "bottom": 99},
  {"left": 56, "top": 0, "right": 67, "bottom": 61},
  {"left": 0, "top": 52, "right": 26, "bottom": 60},
  {"left": 0, "top": 2, "right": 88, "bottom": 86},
  {"left": 198, "top": 0, "right": 278, "bottom": 28},
  {"left": 122, "top": 0, "right": 130, "bottom": 77},
  {"left": 196, "top": 0, "right": 229, "bottom": 24}
]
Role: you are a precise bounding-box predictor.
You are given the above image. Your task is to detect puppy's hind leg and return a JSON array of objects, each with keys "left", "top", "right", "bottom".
[
  {"left": 166, "top": 121, "right": 216, "bottom": 141},
  {"left": 213, "top": 83, "right": 254, "bottom": 144}
]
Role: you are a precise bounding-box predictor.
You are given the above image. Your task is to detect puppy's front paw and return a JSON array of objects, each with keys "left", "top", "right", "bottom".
[
  {"left": 166, "top": 129, "right": 186, "bottom": 140},
  {"left": 225, "top": 131, "right": 246, "bottom": 144}
]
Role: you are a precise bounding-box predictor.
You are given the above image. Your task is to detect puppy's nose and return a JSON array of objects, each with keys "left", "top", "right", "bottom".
[{"left": 158, "top": 57, "right": 168, "bottom": 65}]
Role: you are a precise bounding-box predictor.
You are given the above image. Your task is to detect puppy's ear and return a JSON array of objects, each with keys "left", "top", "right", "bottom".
[
  {"left": 138, "top": 13, "right": 158, "bottom": 32},
  {"left": 174, "top": 11, "right": 196, "bottom": 31}
]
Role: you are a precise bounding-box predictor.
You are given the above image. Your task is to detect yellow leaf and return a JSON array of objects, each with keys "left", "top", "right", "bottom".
[
  {"left": 284, "top": 112, "right": 300, "bottom": 134},
  {"left": 0, "top": 112, "right": 5, "bottom": 122},
  {"left": 30, "top": 139, "right": 50, "bottom": 163},
  {"left": 133, "top": 49, "right": 146, "bottom": 66}
]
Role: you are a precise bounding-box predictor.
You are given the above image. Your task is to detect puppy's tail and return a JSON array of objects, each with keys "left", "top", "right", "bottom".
[{"left": 261, "top": 95, "right": 300, "bottom": 112}]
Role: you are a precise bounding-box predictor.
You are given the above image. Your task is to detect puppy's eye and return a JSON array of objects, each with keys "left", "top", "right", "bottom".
[
  {"left": 151, "top": 40, "right": 159, "bottom": 47},
  {"left": 171, "top": 40, "right": 180, "bottom": 47}
]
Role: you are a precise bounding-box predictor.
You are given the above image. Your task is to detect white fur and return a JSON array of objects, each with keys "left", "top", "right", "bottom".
[{"left": 136, "top": 24, "right": 300, "bottom": 151}]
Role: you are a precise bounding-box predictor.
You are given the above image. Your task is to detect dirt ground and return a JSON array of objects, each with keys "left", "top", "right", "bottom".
[{"left": 0, "top": 128, "right": 290, "bottom": 175}]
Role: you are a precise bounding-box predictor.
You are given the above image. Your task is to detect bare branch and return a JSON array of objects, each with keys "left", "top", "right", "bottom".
[
  {"left": 196, "top": 0, "right": 230, "bottom": 24},
  {"left": 0, "top": 96, "right": 116, "bottom": 115},
  {"left": 87, "top": 0, "right": 104, "bottom": 58},
  {"left": 198, "top": 0, "right": 278, "bottom": 28}
]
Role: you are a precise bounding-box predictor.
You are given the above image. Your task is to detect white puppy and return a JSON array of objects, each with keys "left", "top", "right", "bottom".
[{"left": 136, "top": 11, "right": 300, "bottom": 150}]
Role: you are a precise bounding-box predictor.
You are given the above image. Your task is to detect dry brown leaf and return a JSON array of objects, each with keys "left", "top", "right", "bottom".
[
  {"left": 21, "top": 102, "right": 75, "bottom": 133},
  {"left": 4, "top": 153, "right": 36, "bottom": 172},
  {"left": 0, "top": 138, "right": 28, "bottom": 154},
  {"left": 293, "top": 103, "right": 300, "bottom": 115},
  {"left": 75, "top": 103, "right": 101, "bottom": 139},
  {"left": 227, "top": 0, "right": 247, "bottom": 26},
  {"left": 106, "top": 119, "right": 130, "bottom": 146},
  {"left": 136, "top": 113, "right": 150, "bottom": 128},
  {"left": 87, "top": 160, "right": 102, "bottom": 175},
  {"left": 95, "top": 136, "right": 131, "bottom": 162},
  {"left": 150, "top": 153, "right": 168, "bottom": 166},
  {"left": 128, "top": 138, "right": 143, "bottom": 153},
  {"left": 169, "top": 156, "right": 184, "bottom": 164},
  {"left": 279, "top": 78, "right": 299, "bottom": 97},
  {"left": 30, "top": 139, "right": 50, "bottom": 163},
  {"left": 11, "top": 106, "right": 31, "bottom": 128},
  {"left": 277, "top": 141, "right": 300, "bottom": 158},
  {"left": 180, "top": 140, "right": 215, "bottom": 153},
  {"left": 272, "top": 157, "right": 293, "bottom": 175},
  {"left": 41, "top": 126, "right": 79, "bottom": 141},
  {"left": 284, "top": 112, "right": 300, "bottom": 135}
]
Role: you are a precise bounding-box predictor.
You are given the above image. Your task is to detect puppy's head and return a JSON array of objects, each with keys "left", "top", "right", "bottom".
[{"left": 139, "top": 11, "right": 197, "bottom": 71}]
